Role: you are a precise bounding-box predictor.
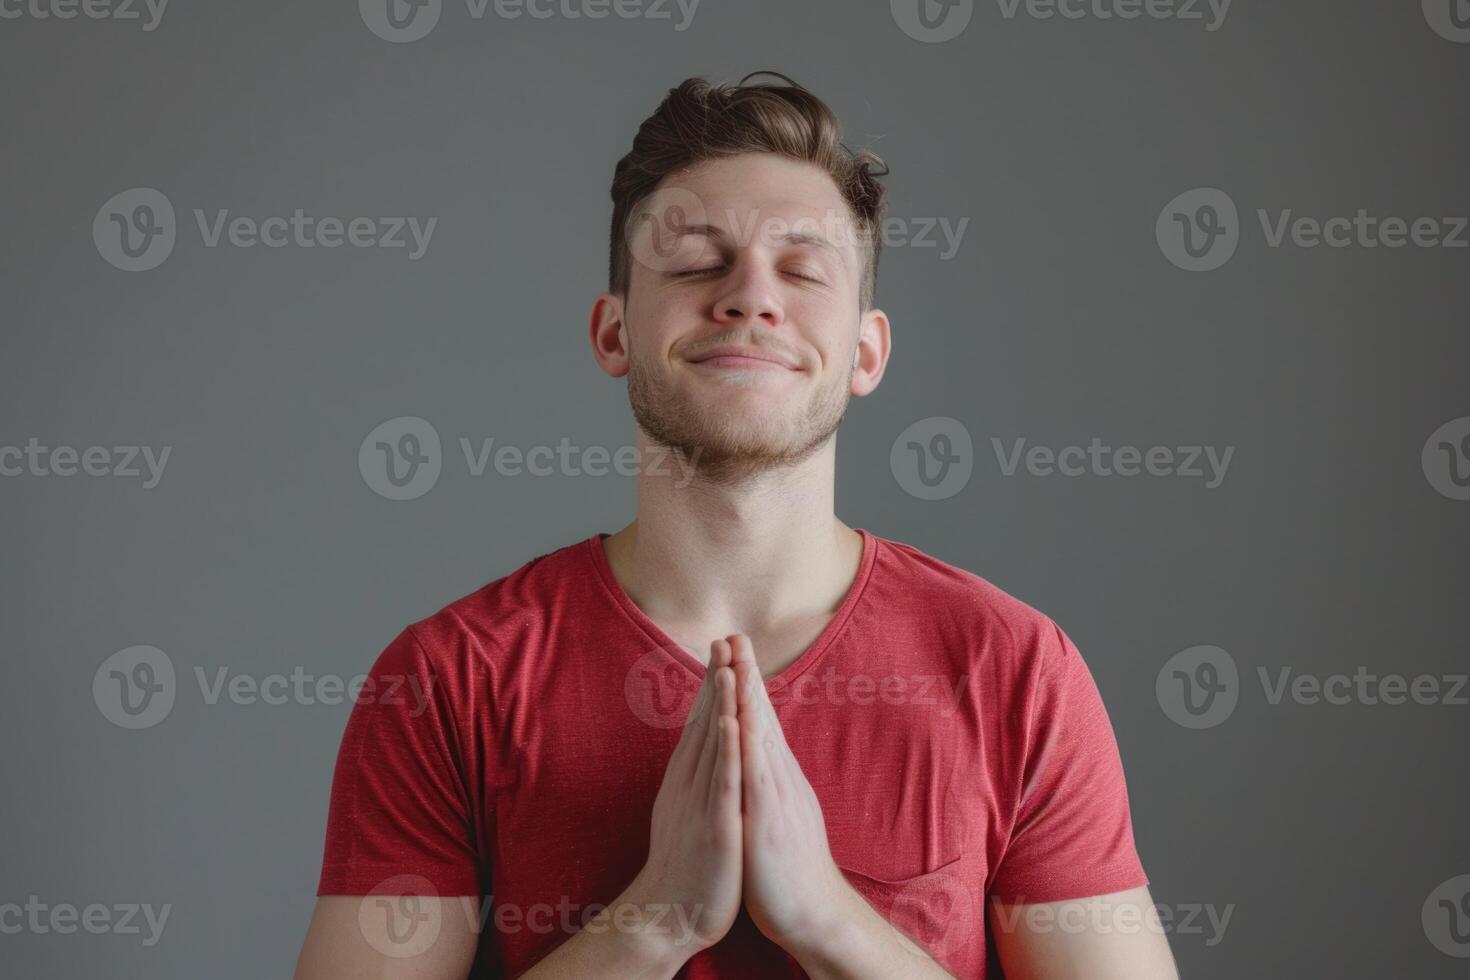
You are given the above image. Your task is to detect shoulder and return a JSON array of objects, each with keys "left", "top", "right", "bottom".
[
  {"left": 866, "top": 530, "right": 1077, "bottom": 680},
  {"left": 387, "top": 535, "right": 599, "bottom": 676}
]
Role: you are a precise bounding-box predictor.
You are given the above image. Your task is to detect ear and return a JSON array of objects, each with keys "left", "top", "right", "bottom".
[
  {"left": 589, "top": 291, "right": 631, "bottom": 379},
  {"left": 850, "top": 306, "right": 891, "bottom": 397}
]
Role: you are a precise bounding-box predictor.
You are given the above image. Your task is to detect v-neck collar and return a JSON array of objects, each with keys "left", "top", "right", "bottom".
[{"left": 583, "top": 527, "right": 878, "bottom": 693}]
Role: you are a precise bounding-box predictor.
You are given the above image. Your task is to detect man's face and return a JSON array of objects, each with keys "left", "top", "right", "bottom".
[{"left": 616, "top": 152, "right": 870, "bottom": 481}]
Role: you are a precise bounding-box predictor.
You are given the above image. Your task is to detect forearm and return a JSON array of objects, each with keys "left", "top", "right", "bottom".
[
  {"left": 516, "top": 892, "right": 696, "bottom": 980},
  {"left": 518, "top": 928, "right": 681, "bottom": 980},
  {"left": 782, "top": 885, "right": 955, "bottom": 980}
]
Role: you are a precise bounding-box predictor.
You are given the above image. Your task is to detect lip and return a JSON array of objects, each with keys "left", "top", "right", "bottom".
[{"left": 686, "top": 346, "right": 802, "bottom": 371}]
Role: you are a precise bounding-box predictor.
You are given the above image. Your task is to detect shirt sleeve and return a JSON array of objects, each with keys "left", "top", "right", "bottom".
[
  {"left": 316, "top": 625, "right": 482, "bottom": 896},
  {"left": 987, "top": 621, "right": 1149, "bottom": 905}
]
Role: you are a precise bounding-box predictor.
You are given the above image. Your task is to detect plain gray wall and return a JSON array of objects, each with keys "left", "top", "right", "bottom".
[{"left": 2, "top": 0, "right": 1467, "bottom": 977}]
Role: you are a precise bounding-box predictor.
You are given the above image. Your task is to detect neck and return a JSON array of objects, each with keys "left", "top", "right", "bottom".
[{"left": 602, "top": 428, "right": 862, "bottom": 669}]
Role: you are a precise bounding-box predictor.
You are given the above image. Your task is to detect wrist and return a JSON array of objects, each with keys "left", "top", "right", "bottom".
[
  {"left": 777, "top": 873, "right": 870, "bottom": 967},
  {"left": 598, "top": 876, "right": 711, "bottom": 972}
]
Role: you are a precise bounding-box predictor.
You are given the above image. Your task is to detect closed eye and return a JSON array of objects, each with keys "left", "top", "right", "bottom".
[{"left": 671, "top": 266, "right": 826, "bottom": 284}]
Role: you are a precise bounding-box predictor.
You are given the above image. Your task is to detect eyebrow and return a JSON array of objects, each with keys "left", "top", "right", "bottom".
[{"left": 676, "top": 223, "right": 843, "bottom": 259}]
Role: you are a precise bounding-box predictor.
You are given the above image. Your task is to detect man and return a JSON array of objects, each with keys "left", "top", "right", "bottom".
[{"left": 294, "top": 72, "right": 1179, "bottom": 979}]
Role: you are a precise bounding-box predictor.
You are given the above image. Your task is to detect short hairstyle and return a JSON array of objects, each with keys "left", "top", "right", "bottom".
[{"left": 608, "top": 71, "right": 890, "bottom": 310}]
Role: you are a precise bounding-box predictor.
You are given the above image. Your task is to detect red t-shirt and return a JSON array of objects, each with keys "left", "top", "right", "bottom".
[{"left": 317, "top": 529, "right": 1148, "bottom": 978}]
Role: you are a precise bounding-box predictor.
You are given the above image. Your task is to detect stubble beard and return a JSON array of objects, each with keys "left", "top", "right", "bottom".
[{"left": 626, "top": 343, "right": 853, "bottom": 487}]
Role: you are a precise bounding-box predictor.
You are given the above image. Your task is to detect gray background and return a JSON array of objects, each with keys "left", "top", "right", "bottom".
[{"left": 2, "top": 0, "right": 1467, "bottom": 976}]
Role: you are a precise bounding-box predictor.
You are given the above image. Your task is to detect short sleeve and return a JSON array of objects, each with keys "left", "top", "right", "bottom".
[
  {"left": 987, "top": 622, "right": 1149, "bottom": 904},
  {"left": 316, "top": 626, "right": 481, "bottom": 896}
]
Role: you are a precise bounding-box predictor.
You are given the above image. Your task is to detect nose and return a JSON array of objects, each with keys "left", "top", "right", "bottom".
[{"left": 711, "top": 259, "right": 784, "bottom": 329}]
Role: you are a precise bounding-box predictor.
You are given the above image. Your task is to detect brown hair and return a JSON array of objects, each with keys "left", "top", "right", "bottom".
[{"left": 609, "top": 71, "right": 890, "bottom": 310}]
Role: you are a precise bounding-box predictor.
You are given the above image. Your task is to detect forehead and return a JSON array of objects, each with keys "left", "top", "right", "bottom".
[{"left": 673, "top": 153, "right": 859, "bottom": 245}]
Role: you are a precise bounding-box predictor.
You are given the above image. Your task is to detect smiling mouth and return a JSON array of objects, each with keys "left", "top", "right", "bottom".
[
  {"left": 685, "top": 343, "right": 803, "bottom": 372},
  {"left": 688, "top": 354, "right": 799, "bottom": 372}
]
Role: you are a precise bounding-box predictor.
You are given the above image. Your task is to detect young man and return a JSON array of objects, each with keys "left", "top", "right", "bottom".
[{"left": 294, "top": 73, "right": 1179, "bottom": 979}]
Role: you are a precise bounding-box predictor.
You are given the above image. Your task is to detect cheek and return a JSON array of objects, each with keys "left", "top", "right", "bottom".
[
  {"left": 626, "top": 291, "right": 684, "bottom": 348},
  {"left": 645, "top": 283, "right": 707, "bottom": 320},
  {"left": 790, "top": 300, "right": 856, "bottom": 360}
]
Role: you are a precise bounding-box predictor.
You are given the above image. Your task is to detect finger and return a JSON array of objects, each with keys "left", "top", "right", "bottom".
[
  {"left": 693, "top": 666, "right": 733, "bottom": 790},
  {"left": 726, "top": 634, "right": 800, "bottom": 803},
  {"left": 741, "top": 676, "right": 789, "bottom": 816},
  {"left": 717, "top": 658, "right": 737, "bottom": 722},
  {"left": 686, "top": 650, "right": 718, "bottom": 729},
  {"left": 728, "top": 634, "right": 776, "bottom": 718},
  {"left": 667, "top": 656, "right": 717, "bottom": 780},
  {"left": 729, "top": 638, "right": 784, "bottom": 761},
  {"left": 708, "top": 640, "right": 740, "bottom": 731},
  {"left": 764, "top": 716, "right": 798, "bottom": 802},
  {"left": 728, "top": 634, "right": 763, "bottom": 720},
  {"left": 728, "top": 632, "right": 755, "bottom": 673},
  {"left": 740, "top": 693, "right": 771, "bottom": 816},
  {"left": 710, "top": 637, "right": 732, "bottom": 672},
  {"left": 732, "top": 655, "right": 763, "bottom": 738},
  {"left": 692, "top": 639, "right": 730, "bottom": 731},
  {"left": 708, "top": 701, "right": 741, "bottom": 826},
  {"left": 728, "top": 639, "right": 781, "bottom": 773},
  {"left": 673, "top": 636, "right": 738, "bottom": 787}
]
